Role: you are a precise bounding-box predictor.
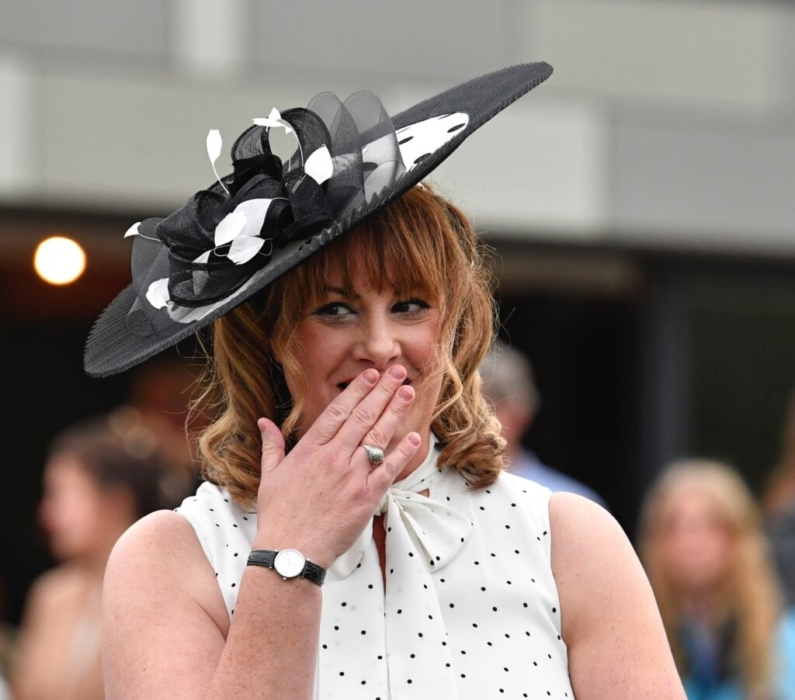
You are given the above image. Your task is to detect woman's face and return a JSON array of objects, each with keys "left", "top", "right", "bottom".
[
  {"left": 284, "top": 268, "right": 444, "bottom": 472},
  {"left": 39, "top": 454, "right": 109, "bottom": 561},
  {"left": 659, "top": 489, "right": 735, "bottom": 594},
  {"left": 39, "top": 454, "right": 133, "bottom": 562}
]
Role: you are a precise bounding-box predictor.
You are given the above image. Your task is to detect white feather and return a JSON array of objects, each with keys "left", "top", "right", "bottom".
[
  {"left": 228, "top": 236, "right": 265, "bottom": 264},
  {"left": 305, "top": 145, "right": 333, "bottom": 185},
  {"left": 232, "top": 198, "right": 272, "bottom": 237},
  {"left": 146, "top": 278, "right": 171, "bottom": 309},
  {"left": 194, "top": 250, "right": 212, "bottom": 264},
  {"left": 206, "top": 129, "right": 229, "bottom": 194},
  {"left": 206, "top": 129, "right": 222, "bottom": 164},
  {"left": 252, "top": 107, "right": 294, "bottom": 135},
  {"left": 214, "top": 211, "right": 247, "bottom": 247},
  {"left": 123, "top": 222, "right": 141, "bottom": 238}
]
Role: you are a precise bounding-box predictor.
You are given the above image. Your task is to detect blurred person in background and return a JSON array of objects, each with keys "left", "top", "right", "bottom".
[
  {"left": 11, "top": 418, "right": 170, "bottom": 700},
  {"left": 108, "top": 355, "right": 204, "bottom": 506},
  {"left": 639, "top": 459, "right": 795, "bottom": 700},
  {"left": 480, "top": 344, "right": 606, "bottom": 506},
  {"left": 764, "top": 388, "right": 795, "bottom": 606}
]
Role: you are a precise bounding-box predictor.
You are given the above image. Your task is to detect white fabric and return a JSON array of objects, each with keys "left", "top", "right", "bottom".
[{"left": 178, "top": 442, "right": 575, "bottom": 699}]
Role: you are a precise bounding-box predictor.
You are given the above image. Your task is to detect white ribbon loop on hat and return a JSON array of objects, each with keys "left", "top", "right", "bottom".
[{"left": 328, "top": 437, "right": 472, "bottom": 581}]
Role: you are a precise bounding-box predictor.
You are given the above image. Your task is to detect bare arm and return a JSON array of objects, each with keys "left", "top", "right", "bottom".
[
  {"left": 103, "top": 366, "right": 420, "bottom": 699},
  {"left": 550, "top": 493, "right": 686, "bottom": 699}
]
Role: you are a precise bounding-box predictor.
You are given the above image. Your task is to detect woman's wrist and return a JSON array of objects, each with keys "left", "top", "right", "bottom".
[{"left": 251, "top": 535, "right": 336, "bottom": 570}]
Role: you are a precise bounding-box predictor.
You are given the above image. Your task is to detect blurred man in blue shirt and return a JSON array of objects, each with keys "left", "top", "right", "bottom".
[{"left": 480, "top": 345, "right": 606, "bottom": 508}]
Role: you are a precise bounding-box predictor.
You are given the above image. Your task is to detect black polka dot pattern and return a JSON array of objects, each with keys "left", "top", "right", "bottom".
[{"left": 176, "top": 441, "right": 575, "bottom": 698}]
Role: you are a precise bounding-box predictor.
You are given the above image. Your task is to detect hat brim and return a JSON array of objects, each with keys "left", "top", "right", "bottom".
[{"left": 84, "top": 62, "right": 553, "bottom": 378}]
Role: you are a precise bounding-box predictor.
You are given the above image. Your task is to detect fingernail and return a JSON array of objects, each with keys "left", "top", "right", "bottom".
[
  {"left": 362, "top": 369, "right": 379, "bottom": 384},
  {"left": 387, "top": 366, "right": 405, "bottom": 380},
  {"left": 408, "top": 433, "right": 421, "bottom": 447},
  {"left": 398, "top": 385, "right": 414, "bottom": 401}
]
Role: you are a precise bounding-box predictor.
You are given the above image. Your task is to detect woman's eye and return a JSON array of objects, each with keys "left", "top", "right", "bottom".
[
  {"left": 393, "top": 298, "right": 430, "bottom": 314},
  {"left": 313, "top": 302, "right": 354, "bottom": 318}
]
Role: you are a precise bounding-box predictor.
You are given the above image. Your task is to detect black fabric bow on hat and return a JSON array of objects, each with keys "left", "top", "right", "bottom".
[
  {"left": 154, "top": 108, "right": 334, "bottom": 309},
  {"left": 129, "top": 92, "right": 404, "bottom": 326}
]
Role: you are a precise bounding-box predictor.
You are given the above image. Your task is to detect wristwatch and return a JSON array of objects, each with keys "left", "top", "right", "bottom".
[{"left": 247, "top": 549, "right": 326, "bottom": 587}]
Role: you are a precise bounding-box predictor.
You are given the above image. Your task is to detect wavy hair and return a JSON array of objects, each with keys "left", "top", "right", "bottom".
[
  {"left": 194, "top": 185, "right": 506, "bottom": 508},
  {"left": 638, "top": 460, "right": 782, "bottom": 697}
]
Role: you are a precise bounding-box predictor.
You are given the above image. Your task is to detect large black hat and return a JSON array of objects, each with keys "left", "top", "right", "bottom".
[{"left": 84, "top": 63, "right": 553, "bottom": 377}]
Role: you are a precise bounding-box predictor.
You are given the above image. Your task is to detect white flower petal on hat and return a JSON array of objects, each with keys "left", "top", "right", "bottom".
[
  {"left": 252, "top": 107, "right": 294, "bottom": 135},
  {"left": 124, "top": 222, "right": 142, "bottom": 238},
  {"left": 228, "top": 236, "right": 265, "bottom": 265},
  {"left": 305, "top": 145, "right": 333, "bottom": 185},
  {"left": 194, "top": 250, "right": 212, "bottom": 264},
  {"left": 146, "top": 278, "right": 171, "bottom": 309},
  {"left": 214, "top": 211, "right": 247, "bottom": 247}
]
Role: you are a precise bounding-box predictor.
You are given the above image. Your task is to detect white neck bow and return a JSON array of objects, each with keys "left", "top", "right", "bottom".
[{"left": 329, "top": 435, "right": 473, "bottom": 581}]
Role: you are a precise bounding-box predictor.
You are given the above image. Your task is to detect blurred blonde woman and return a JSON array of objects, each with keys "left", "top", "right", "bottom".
[{"left": 639, "top": 460, "right": 795, "bottom": 700}]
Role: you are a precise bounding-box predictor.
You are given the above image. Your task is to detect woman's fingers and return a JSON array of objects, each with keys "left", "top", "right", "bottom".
[
  {"left": 357, "top": 383, "right": 415, "bottom": 456},
  {"left": 369, "top": 432, "right": 422, "bottom": 490},
  {"left": 308, "top": 368, "right": 381, "bottom": 443},
  {"left": 334, "top": 366, "right": 409, "bottom": 451},
  {"left": 258, "top": 417, "right": 286, "bottom": 478},
  {"left": 306, "top": 365, "right": 409, "bottom": 454}
]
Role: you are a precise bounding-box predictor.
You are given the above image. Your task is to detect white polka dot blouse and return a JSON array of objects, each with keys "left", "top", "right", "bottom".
[{"left": 177, "top": 438, "right": 576, "bottom": 699}]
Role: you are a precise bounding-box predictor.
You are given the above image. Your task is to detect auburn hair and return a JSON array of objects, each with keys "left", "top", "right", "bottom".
[{"left": 194, "top": 185, "right": 506, "bottom": 507}]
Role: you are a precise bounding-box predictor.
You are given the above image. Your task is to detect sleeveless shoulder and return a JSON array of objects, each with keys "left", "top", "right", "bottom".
[{"left": 175, "top": 483, "right": 256, "bottom": 619}]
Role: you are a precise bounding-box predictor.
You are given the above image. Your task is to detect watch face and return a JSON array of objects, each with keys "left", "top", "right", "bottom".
[{"left": 274, "top": 549, "right": 306, "bottom": 578}]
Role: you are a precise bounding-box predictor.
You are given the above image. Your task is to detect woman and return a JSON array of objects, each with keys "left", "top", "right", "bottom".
[
  {"left": 86, "top": 65, "right": 684, "bottom": 698},
  {"left": 12, "top": 418, "right": 168, "bottom": 700},
  {"left": 639, "top": 460, "right": 795, "bottom": 699}
]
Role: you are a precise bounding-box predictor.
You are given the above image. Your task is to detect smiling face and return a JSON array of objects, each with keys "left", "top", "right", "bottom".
[
  {"left": 206, "top": 185, "right": 503, "bottom": 504},
  {"left": 284, "top": 271, "right": 443, "bottom": 465}
]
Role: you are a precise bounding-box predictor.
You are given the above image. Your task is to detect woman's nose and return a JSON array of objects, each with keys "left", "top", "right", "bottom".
[{"left": 355, "top": 317, "right": 400, "bottom": 367}]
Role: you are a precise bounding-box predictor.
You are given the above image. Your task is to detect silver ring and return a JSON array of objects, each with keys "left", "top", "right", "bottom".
[{"left": 362, "top": 444, "right": 385, "bottom": 466}]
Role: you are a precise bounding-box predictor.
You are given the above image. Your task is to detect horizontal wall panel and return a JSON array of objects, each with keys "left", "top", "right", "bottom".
[
  {"left": 613, "top": 115, "right": 795, "bottom": 253},
  {"left": 431, "top": 95, "right": 608, "bottom": 235},
  {"left": 39, "top": 73, "right": 314, "bottom": 209},
  {"left": 531, "top": 0, "right": 777, "bottom": 108},
  {"left": 250, "top": 0, "right": 509, "bottom": 80},
  {"left": 0, "top": 0, "right": 169, "bottom": 58}
]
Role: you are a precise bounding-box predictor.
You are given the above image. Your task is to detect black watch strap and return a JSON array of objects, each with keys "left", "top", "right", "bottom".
[
  {"left": 302, "top": 559, "right": 326, "bottom": 587},
  {"left": 247, "top": 549, "right": 326, "bottom": 587}
]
